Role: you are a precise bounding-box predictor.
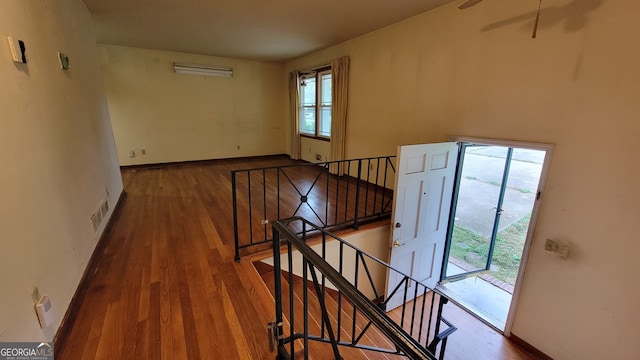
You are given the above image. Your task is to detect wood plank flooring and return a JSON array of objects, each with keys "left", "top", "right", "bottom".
[
  {"left": 56, "top": 156, "right": 540, "bottom": 359},
  {"left": 232, "top": 156, "right": 394, "bottom": 253}
]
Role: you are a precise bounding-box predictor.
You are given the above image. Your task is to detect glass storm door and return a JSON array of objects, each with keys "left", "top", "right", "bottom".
[{"left": 442, "top": 144, "right": 513, "bottom": 281}]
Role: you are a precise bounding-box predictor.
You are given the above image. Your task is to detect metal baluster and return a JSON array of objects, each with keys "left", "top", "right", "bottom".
[
  {"left": 426, "top": 291, "right": 435, "bottom": 348},
  {"left": 287, "top": 241, "right": 294, "bottom": 358},
  {"left": 325, "top": 164, "right": 330, "bottom": 227},
  {"left": 303, "top": 247, "right": 309, "bottom": 359},
  {"left": 373, "top": 159, "right": 380, "bottom": 216},
  {"left": 418, "top": 286, "right": 428, "bottom": 343},
  {"left": 277, "top": 168, "right": 281, "bottom": 222},
  {"left": 352, "top": 250, "right": 359, "bottom": 343},
  {"left": 272, "top": 227, "right": 283, "bottom": 356},
  {"left": 247, "top": 172, "right": 253, "bottom": 246},
  {"left": 334, "top": 162, "right": 340, "bottom": 224},
  {"left": 320, "top": 232, "right": 326, "bottom": 339},
  {"left": 232, "top": 171, "right": 240, "bottom": 262},
  {"left": 400, "top": 277, "right": 409, "bottom": 328},
  {"left": 410, "top": 281, "right": 420, "bottom": 336},
  {"left": 353, "top": 159, "right": 362, "bottom": 229},
  {"left": 337, "top": 241, "right": 344, "bottom": 343},
  {"left": 344, "top": 160, "right": 351, "bottom": 223},
  {"left": 262, "top": 169, "right": 268, "bottom": 242},
  {"left": 364, "top": 158, "right": 371, "bottom": 218},
  {"left": 308, "top": 262, "right": 342, "bottom": 359}
]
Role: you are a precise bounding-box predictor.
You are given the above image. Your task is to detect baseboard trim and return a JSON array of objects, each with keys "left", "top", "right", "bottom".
[
  {"left": 53, "top": 190, "right": 127, "bottom": 358},
  {"left": 509, "top": 334, "right": 553, "bottom": 360},
  {"left": 119, "top": 153, "right": 291, "bottom": 169}
]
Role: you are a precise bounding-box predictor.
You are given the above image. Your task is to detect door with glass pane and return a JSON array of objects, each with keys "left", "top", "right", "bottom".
[{"left": 442, "top": 144, "right": 515, "bottom": 281}]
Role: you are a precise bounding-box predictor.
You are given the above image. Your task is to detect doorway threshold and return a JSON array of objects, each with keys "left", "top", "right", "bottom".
[{"left": 437, "top": 263, "right": 512, "bottom": 332}]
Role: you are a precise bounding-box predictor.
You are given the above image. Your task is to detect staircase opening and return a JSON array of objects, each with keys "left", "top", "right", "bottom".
[{"left": 265, "top": 217, "right": 456, "bottom": 359}]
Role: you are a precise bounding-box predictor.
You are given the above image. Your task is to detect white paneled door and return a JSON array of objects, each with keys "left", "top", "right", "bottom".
[{"left": 385, "top": 143, "right": 458, "bottom": 311}]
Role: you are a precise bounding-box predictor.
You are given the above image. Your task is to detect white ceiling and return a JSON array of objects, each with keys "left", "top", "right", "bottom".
[{"left": 83, "top": 0, "right": 457, "bottom": 62}]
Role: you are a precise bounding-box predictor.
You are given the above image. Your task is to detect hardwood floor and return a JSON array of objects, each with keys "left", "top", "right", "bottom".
[
  {"left": 232, "top": 156, "right": 394, "bottom": 254},
  {"left": 56, "top": 156, "right": 540, "bottom": 359}
]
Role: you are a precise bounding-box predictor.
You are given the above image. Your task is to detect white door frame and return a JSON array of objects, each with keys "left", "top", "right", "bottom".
[{"left": 448, "top": 135, "right": 555, "bottom": 336}]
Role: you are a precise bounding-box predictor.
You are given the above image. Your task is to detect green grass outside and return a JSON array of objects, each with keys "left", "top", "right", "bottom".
[{"left": 448, "top": 213, "right": 531, "bottom": 285}]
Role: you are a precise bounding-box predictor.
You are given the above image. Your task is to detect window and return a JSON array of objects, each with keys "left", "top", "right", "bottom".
[{"left": 299, "top": 69, "right": 331, "bottom": 139}]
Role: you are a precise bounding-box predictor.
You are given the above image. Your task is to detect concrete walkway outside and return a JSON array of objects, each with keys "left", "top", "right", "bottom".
[{"left": 453, "top": 146, "right": 544, "bottom": 238}]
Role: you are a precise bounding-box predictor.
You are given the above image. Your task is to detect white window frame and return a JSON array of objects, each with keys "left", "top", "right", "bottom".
[{"left": 299, "top": 68, "right": 332, "bottom": 140}]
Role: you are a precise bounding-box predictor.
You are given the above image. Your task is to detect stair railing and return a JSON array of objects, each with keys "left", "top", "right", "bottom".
[
  {"left": 269, "top": 217, "right": 456, "bottom": 360},
  {"left": 232, "top": 156, "right": 395, "bottom": 261}
]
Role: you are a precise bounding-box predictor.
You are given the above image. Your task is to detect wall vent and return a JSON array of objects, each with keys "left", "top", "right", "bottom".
[
  {"left": 100, "top": 199, "right": 109, "bottom": 218},
  {"left": 90, "top": 209, "right": 103, "bottom": 234},
  {"left": 90, "top": 197, "right": 110, "bottom": 236}
]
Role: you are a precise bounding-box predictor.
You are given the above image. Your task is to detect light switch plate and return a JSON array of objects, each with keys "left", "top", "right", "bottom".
[{"left": 6, "top": 35, "right": 26, "bottom": 63}]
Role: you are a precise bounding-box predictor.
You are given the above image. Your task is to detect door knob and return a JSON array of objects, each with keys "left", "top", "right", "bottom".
[
  {"left": 393, "top": 241, "right": 405, "bottom": 248},
  {"left": 395, "top": 222, "right": 402, "bottom": 228}
]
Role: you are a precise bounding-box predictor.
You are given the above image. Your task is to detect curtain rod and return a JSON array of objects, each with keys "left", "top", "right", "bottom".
[{"left": 296, "top": 62, "right": 331, "bottom": 74}]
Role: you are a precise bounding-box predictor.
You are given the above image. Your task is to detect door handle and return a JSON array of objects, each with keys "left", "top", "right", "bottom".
[
  {"left": 395, "top": 222, "right": 402, "bottom": 228},
  {"left": 393, "top": 241, "right": 405, "bottom": 248}
]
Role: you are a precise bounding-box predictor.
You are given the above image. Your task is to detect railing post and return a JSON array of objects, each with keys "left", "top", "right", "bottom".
[
  {"left": 232, "top": 171, "right": 241, "bottom": 262},
  {"left": 272, "top": 226, "right": 284, "bottom": 357},
  {"left": 353, "top": 159, "right": 362, "bottom": 230}
]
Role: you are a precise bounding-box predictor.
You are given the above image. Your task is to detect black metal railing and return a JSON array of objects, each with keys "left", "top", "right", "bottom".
[
  {"left": 233, "top": 156, "right": 396, "bottom": 261},
  {"left": 269, "top": 217, "right": 456, "bottom": 359}
]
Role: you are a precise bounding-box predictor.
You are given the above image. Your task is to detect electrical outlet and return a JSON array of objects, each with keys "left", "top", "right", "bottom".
[
  {"left": 35, "top": 295, "right": 54, "bottom": 328},
  {"left": 128, "top": 150, "right": 135, "bottom": 158},
  {"left": 544, "top": 238, "right": 569, "bottom": 258},
  {"left": 316, "top": 154, "right": 322, "bottom": 161}
]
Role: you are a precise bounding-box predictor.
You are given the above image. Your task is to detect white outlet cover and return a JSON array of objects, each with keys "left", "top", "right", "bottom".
[
  {"left": 6, "top": 35, "right": 22, "bottom": 62},
  {"left": 35, "top": 295, "right": 54, "bottom": 328}
]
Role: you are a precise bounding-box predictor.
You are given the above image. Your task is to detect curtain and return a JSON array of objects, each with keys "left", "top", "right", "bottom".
[
  {"left": 329, "top": 56, "right": 350, "bottom": 175},
  {"left": 288, "top": 71, "right": 301, "bottom": 160}
]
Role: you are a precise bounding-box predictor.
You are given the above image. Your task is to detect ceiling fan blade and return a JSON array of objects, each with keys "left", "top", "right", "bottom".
[
  {"left": 532, "top": 0, "right": 542, "bottom": 38},
  {"left": 458, "top": 0, "right": 484, "bottom": 10}
]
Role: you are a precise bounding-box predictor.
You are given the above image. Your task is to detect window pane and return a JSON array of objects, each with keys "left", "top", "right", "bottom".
[
  {"left": 300, "top": 107, "right": 316, "bottom": 135},
  {"left": 319, "top": 106, "right": 331, "bottom": 137},
  {"left": 300, "top": 78, "right": 316, "bottom": 106},
  {"left": 321, "top": 74, "right": 331, "bottom": 106}
]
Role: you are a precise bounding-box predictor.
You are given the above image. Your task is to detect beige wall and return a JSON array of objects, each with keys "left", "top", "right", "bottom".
[
  {"left": 262, "top": 226, "right": 391, "bottom": 301},
  {"left": 300, "top": 137, "right": 330, "bottom": 163},
  {"left": 283, "top": 0, "right": 640, "bottom": 358},
  {"left": 98, "top": 45, "right": 286, "bottom": 165},
  {"left": 0, "top": 0, "right": 123, "bottom": 342}
]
